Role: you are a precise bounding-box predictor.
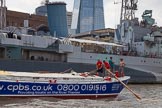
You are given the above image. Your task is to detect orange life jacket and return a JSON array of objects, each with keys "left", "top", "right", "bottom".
[
  {"left": 103, "top": 61, "right": 110, "bottom": 69},
  {"left": 96, "top": 61, "right": 102, "bottom": 69}
]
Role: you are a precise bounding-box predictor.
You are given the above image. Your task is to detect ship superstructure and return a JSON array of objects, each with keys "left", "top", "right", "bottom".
[{"left": 115, "top": 0, "right": 162, "bottom": 58}]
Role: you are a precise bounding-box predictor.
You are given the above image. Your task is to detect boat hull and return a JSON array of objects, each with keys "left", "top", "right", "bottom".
[{"left": 0, "top": 79, "right": 129, "bottom": 99}]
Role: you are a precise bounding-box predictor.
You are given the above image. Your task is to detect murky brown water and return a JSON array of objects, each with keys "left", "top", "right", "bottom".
[{"left": 0, "top": 84, "right": 162, "bottom": 108}]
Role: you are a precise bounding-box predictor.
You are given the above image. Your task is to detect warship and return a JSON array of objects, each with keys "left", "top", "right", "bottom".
[{"left": 0, "top": 0, "right": 162, "bottom": 83}]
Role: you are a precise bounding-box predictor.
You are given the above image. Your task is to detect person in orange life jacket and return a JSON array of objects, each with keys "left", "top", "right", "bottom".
[
  {"left": 103, "top": 60, "right": 110, "bottom": 76},
  {"left": 119, "top": 58, "right": 125, "bottom": 77},
  {"left": 96, "top": 59, "right": 104, "bottom": 77}
]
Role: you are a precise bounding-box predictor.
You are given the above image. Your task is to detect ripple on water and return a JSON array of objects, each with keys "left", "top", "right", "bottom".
[{"left": 1, "top": 84, "right": 162, "bottom": 108}]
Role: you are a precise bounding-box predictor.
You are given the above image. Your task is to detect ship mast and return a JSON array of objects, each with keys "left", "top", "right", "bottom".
[
  {"left": 120, "top": 0, "right": 138, "bottom": 24},
  {"left": 41, "top": 0, "right": 49, "bottom": 5},
  {"left": 0, "top": 0, "right": 6, "bottom": 29}
]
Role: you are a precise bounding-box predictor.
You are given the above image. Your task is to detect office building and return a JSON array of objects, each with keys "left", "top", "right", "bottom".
[{"left": 71, "top": 0, "right": 105, "bottom": 34}]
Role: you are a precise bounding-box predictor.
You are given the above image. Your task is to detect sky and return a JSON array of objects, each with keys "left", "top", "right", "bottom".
[{"left": 5, "top": 0, "right": 162, "bottom": 28}]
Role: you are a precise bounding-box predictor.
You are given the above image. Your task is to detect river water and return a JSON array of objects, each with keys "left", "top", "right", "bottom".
[{"left": 0, "top": 84, "right": 162, "bottom": 108}]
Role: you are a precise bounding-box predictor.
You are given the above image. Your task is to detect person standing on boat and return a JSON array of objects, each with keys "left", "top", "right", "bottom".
[
  {"left": 119, "top": 58, "right": 125, "bottom": 77},
  {"left": 96, "top": 59, "right": 104, "bottom": 77},
  {"left": 103, "top": 60, "right": 110, "bottom": 76},
  {"left": 109, "top": 57, "right": 114, "bottom": 73}
]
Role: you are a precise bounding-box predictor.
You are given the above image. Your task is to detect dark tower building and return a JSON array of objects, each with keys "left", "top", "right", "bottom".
[{"left": 47, "top": 2, "right": 68, "bottom": 37}]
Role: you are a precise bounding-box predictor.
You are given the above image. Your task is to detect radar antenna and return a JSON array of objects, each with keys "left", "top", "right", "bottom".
[
  {"left": 120, "top": 0, "right": 138, "bottom": 24},
  {"left": 0, "top": 0, "right": 6, "bottom": 29}
]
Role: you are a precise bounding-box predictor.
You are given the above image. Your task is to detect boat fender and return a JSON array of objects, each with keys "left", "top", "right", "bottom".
[
  {"left": 79, "top": 73, "right": 88, "bottom": 77},
  {"left": 96, "top": 73, "right": 99, "bottom": 76},
  {"left": 104, "top": 77, "right": 111, "bottom": 81},
  {"left": 49, "top": 80, "right": 57, "bottom": 84},
  {"left": 115, "top": 71, "right": 119, "bottom": 77},
  {"left": 121, "top": 72, "right": 125, "bottom": 77}
]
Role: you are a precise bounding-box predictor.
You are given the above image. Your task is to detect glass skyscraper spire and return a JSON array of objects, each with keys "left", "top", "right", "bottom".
[{"left": 71, "top": 0, "right": 105, "bottom": 34}]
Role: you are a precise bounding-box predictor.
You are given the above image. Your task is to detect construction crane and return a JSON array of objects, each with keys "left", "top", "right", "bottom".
[{"left": 0, "top": 0, "right": 6, "bottom": 29}]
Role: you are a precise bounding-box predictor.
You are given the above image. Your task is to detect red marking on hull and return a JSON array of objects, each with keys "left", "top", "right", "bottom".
[
  {"left": 52, "top": 95, "right": 118, "bottom": 99},
  {"left": 1, "top": 94, "right": 118, "bottom": 99}
]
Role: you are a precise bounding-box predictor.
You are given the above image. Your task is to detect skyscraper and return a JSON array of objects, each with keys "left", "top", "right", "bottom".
[{"left": 71, "top": 0, "right": 105, "bottom": 34}]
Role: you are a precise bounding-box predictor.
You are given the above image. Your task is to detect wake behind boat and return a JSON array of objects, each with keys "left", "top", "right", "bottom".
[{"left": 0, "top": 70, "right": 130, "bottom": 99}]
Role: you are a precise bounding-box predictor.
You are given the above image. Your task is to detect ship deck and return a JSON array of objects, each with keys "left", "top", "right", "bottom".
[{"left": 0, "top": 70, "right": 130, "bottom": 83}]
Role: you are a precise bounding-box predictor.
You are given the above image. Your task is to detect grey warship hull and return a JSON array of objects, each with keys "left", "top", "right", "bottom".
[{"left": 0, "top": 59, "right": 158, "bottom": 84}]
